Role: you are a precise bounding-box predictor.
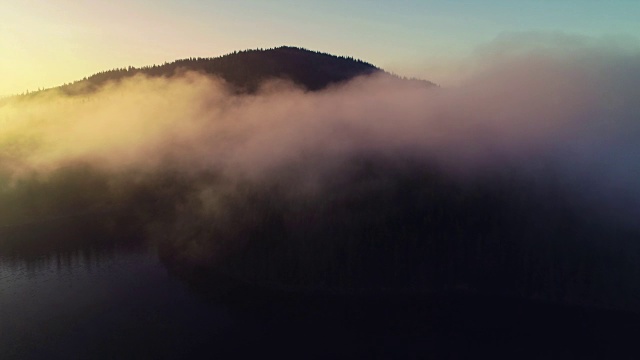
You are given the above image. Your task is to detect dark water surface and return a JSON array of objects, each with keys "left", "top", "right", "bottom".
[
  {"left": 2, "top": 241, "right": 640, "bottom": 359},
  {"left": 0, "top": 247, "right": 240, "bottom": 359}
]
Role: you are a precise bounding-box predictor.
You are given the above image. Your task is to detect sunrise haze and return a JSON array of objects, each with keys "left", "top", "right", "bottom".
[{"left": 2, "top": 0, "right": 640, "bottom": 96}]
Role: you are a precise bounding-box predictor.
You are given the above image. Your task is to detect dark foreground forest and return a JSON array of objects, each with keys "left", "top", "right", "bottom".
[{"left": 2, "top": 46, "right": 640, "bottom": 358}]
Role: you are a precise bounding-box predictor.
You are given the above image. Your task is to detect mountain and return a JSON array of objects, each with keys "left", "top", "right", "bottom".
[
  {"left": 3, "top": 45, "right": 640, "bottom": 319},
  {"left": 48, "top": 46, "right": 434, "bottom": 96}
]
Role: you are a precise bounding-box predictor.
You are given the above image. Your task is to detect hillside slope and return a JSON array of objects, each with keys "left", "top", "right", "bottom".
[{"left": 49, "top": 46, "right": 433, "bottom": 95}]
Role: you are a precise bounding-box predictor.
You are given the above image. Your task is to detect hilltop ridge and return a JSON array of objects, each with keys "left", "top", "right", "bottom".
[
  {"left": 1, "top": 47, "right": 437, "bottom": 103},
  {"left": 25, "top": 46, "right": 432, "bottom": 96}
]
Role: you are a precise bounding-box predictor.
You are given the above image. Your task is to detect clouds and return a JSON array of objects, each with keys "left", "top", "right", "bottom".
[
  {"left": 1, "top": 35, "right": 639, "bottom": 218},
  {"left": 2, "top": 36, "right": 640, "bottom": 310}
]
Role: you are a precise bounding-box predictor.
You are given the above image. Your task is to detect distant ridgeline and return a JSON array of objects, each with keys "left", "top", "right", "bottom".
[
  {"left": 2, "top": 46, "right": 640, "bottom": 315},
  {"left": 17, "top": 46, "right": 433, "bottom": 97}
]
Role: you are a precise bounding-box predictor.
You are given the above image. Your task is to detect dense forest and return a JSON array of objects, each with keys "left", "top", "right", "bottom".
[
  {"left": 4, "top": 47, "right": 433, "bottom": 99},
  {"left": 0, "top": 47, "right": 638, "bottom": 315},
  {"left": 1, "top": 154, "right": 639, "bottom": 313}
]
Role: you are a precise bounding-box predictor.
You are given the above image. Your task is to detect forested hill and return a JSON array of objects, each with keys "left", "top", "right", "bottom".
[{"left": 46, "top": 46, "right": 432, "bottom": 95}]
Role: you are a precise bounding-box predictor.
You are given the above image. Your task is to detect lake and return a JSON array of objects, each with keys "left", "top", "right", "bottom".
[
  {"left": 2, "top": 234, "right": 640, "bottom": 359},
  {"left": 0, "top": 246, "right": 246, "bottom": 359}
]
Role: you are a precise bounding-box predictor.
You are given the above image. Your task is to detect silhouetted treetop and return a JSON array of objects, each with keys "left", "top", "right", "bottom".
[{"left": 45, "top": 46, "right": 433, "bottom": 96}]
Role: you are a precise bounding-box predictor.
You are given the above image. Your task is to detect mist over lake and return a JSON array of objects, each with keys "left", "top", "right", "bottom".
[{"left": 2, "top": 38, "right": 640, "bottom": 358}]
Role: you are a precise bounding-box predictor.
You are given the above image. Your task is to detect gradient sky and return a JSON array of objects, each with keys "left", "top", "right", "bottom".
[{"left": 2, "top": 0, "right": 639, "bottom": 96}]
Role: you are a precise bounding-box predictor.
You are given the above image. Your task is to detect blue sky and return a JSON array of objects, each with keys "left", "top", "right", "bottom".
[{"left": 1, "top": 0, "right": 639, "bottom": 95}]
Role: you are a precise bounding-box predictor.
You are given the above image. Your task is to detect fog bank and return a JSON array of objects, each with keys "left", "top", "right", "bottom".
[{"left": 2, "top": 35, "right": 640, "bottom": 309}]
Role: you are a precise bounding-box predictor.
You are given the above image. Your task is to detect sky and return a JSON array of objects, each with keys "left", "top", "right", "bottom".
[{"left": 1, "top": 0, "right": 640, "bottom": 96}]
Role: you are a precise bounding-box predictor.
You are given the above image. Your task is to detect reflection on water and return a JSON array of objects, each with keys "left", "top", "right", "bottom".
[
  {"left": 0, "top": 247, "right": 235, "bottom": 359},
  {"left": 2, "top": 236, "right": 640, "bottom": 359}
]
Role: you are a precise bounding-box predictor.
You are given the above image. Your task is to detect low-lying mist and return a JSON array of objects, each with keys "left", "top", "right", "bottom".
[{"left": 1, "top": 34, "right": 639, "bottom": 311}]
